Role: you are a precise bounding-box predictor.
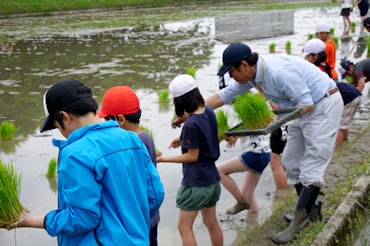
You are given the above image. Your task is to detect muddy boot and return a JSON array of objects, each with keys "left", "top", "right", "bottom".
[
  {"left": 272, "top": 185, "right": 321, "bottom": 244},
  {"left": 226, "top": 199, "right": 250, "bottom": 215},
  {"left": 283, "top": 201, "right": 322, "bottom": 223}
]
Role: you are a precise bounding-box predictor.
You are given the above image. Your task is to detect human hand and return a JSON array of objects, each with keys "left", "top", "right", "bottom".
[
  {"left": 171, "top": 113, "right": 189, "bottom": 129},
  {"left": 0, "top": 208, "right": 29, "bottom": 230},
  {"left": 225, "top": 136, "right": 238, "bottom": 148},
  {"left": 169, "top": 137, "right": 181, "bottom": 149},
  {"left": 156, "top": 156, "right": 164, "bottom": 163}
]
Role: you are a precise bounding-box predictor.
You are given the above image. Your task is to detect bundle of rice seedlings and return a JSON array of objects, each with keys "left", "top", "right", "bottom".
[
  {"left": 367, "top": 37, "right": 370, "bottom": 57},
  {"left": 330, "top": 28, "right": 335, "bottom": 35},
  {"left": 216, "top": 110, "right": 230, "bottom": 142},
  {"left": 350, "top": 22, "right": 356, "bottom": 33},
  {"left": 285, "top": 41, "right": 291, "bottom": 55},
  {"left": 269, "top": 43, "right": 276, "bottom": 53},
  {"left": 187, "top": 68, "right": 196, "bottom": 78},
  {"left": 0, "top": 121, "right": 17, "bottom": 140},
  {"left": 140, "top": 125, "right": 162, "bottom": 157},
  {"left": 0, "top": 159, "right": 27, "bottom": 228},
  {"left": 46, "top": 158, "right": 57, "bottom": 178},
  {"left": 307, "top": 34, "right": 313, "bottom": 40},
  {"left": 233, "top": 93, "right": 276, "bottom": 130},
  {"left": 332, "top": 36, "right": 339, "bottom": 47},
  {"left": 157, "top": 90, "right": 169, "bottom": 103}
]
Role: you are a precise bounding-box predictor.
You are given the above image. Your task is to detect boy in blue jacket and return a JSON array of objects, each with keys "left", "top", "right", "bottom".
[{"left": 3, "top": 79, "right": 164, "bottom": 246}]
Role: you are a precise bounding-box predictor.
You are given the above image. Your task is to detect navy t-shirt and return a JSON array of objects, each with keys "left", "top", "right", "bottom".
[
  {"left": 336, "top": 81, "right": 362, "bottom": 105},
  {"left": 180, "top": 106, "right": 220, "bottom": 187}
]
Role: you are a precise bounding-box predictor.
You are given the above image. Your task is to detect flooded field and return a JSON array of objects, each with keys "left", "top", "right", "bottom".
[{"left": 0, "top": 2, "right": 369, "bottom": 246}]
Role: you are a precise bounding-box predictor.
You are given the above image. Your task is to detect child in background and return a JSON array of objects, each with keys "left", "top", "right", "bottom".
[
  {"left": 98, "top": 86, "right": 161, "bottom": 246},
  {"left": 157, "top": 74, "right": 223, "bottom": 246}
]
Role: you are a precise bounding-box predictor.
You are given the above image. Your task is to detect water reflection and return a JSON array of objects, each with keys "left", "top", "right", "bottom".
[
  {"left": 0, "top": 22, "right": 214, "bottom": 148},
  {"left": 354, "top": 36, "right": 367, "bottom": 59},
  {"left": 215, "top": 10, "right": 294, "bottom": 42}
]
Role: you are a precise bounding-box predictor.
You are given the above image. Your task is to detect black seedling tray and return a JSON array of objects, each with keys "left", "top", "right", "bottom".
[{"left": 225, "top": 107, "right": 304, "bottom": 136}]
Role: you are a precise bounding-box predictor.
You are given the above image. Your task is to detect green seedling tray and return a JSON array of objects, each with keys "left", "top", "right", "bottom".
[{"left": 225, "top": 107, "right": 304, "bottom": 136}]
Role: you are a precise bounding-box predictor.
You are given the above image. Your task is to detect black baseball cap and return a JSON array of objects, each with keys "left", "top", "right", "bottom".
[
  {"left": 40, "top": 79, "right": 92, "bottom": 133},
  {"left": 364, "top": 17, "right": 370, "bottom": 28},
  {"left": 217, "top": 43, "right": 252, "bottom": 77}
]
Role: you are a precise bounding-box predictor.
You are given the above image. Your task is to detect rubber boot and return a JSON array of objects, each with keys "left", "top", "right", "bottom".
[
  {"left": 272, "top": 185, "right": 321, "bottom": 244},
  {"left": 226, "top": 198, "right": 250, "bottom": 215},
  {"left": 283, "top": 201, "right": 322, "bottom": 223},
  {"left": 281, "top": 183, "right": 303, "bottom": 222}
]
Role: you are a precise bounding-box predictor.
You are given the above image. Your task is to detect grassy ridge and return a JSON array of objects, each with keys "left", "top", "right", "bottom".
[{"left": 0, "top": 0, "right": 213, "bottom": 15}]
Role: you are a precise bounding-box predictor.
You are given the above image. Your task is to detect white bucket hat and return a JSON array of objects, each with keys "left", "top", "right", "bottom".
[
  {"left": 169, "top": 74, "right": 197, "bottom": 98},
  {"left": 315, "top": 22, "right": 330, "bottom": 33},
  {"left": 303, "top": 39, "right": 326, "bottom": 57}
]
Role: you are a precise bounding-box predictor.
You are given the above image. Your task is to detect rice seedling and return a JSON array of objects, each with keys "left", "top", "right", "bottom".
[
  {"left": 367, "top": 37, "right": 370, "bottom": 57},
  {"left": 330, "top": 27, "right": 335, "bottom": 35},
  {"left": 285, "top": 41, "right": 291, "bottom": 55},
  {"left": 157, "top": 90, "right": 169, "bottom": 103},
  {"left": 332, "top": 36, "right": 339, "bottom": 47},
  {"left": 269, "top": 43, "right": 276, "bottom": 53},
  {"left": 350, "top": 22, "right": 356, "bottom": 33},
  {"left": 187, "top": 68, "right": 196, "bottom": 78},
  {"left": 0, "top": 121, "right": 17, "bottom": 140},
  {"left": 46, "top": 158, "right": 57, "bottom": 177},
  {"left": 140, "top": 125, "right": 162, "bottom": 157},
  {"left": 216, "top": 110, "right": 230, "bottom": 142},
  {"left": 233, "top": 93, "right": 276, "bottom": 130},
  {"left": 307, "top": 34, "right": 313, "bottom": 40},
  {"left": 0, "top": 159, "right": 26, "bottom": 228}
]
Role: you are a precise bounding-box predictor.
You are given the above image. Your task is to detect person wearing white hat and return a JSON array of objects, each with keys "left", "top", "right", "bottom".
[
  {"left": 157, "top": 74, "right": 224, "bottom": 246},
  {"left": 315, "top": 22, "right": 339, "bottom": 81}
]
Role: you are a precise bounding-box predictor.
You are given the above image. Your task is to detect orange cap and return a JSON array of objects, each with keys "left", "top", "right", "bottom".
[{"left": 98, "top": 86, "right": 140, "bottom": 118}]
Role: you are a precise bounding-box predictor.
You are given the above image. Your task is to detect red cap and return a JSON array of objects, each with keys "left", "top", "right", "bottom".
[{"left": 98, "top": 86, "right": 140, "bottom": 118}]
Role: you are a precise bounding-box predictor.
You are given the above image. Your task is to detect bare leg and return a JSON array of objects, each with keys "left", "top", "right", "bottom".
[
  {"left": 201, "top": 206, "right": 223, "bottom": 246},
  {"left": 336, "top": 129, "right": 345, "bottom": 147},
  {"left": 241, "top": 171, "right": 261, "bottom": 213},
  {"left": 270, "top": 153, "right": 288, "bottom": 189},
  {"left": 178, "top": 209, "right": 199, "bottom": 246}
]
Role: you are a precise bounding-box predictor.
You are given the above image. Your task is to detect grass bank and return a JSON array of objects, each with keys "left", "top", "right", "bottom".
[{"left": 0, "top": 0, "right": 338, "bottom": 16}]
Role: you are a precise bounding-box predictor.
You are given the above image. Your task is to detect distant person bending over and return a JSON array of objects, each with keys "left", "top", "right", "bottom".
[
  {"left": 304, "top": 39, "right": 362, "bottom": 147},
  {"left": 97, "top": 86, "right": 162, "bottom": 246},
  {"left": 157, "top": 74, "right": 223, "bottom": 246},
  {"left": 0, "top": 79, "right": 165, "bottom": 246},
  {"left": 315, "top": 22, "right": 339, "bottom": 81},
  {"left": 339, "top": 59, "right": 370, "bottom": 92}
]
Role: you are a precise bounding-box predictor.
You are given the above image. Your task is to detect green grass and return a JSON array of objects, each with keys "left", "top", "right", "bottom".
[
  {"left": 0, "top": 159, "right": 24, "bottom": 227},
  {"left": 269, "top": 42, "right": 276, "bottom": 53},
  {"left": 46, "top": 158, "right": 57, "bottom": 177},
  {"left": 233, "top": 93, "right": 276, "bottom": 130},
  {"left": 285, "top": 40, "right": 291, "bottom": 55},
  {"left": 187, "top": 68, "right": 196, "bottom": 78},
  {"left": 0, "top": 121, "right": 18, "bottom": 140},
  {"left": 157, "top": 90, "right": 169, "bottom": 103},
  {"left": 216, "top": 110, "right": 230, "bottom": 142}
]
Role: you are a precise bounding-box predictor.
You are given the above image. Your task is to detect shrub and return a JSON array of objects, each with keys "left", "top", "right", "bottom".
[{"left": 233, "top": 93, "right": 276, "bottom": 130}]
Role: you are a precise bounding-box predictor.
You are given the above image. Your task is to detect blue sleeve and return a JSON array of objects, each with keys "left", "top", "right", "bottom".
[
  {"left": 218, "top": 80, "right": 253, "bottom": 104},
  {"left": 145, "top": 152, "right": 165, "bottom": 217},
  {"left": 274, "top": 67, "right": 314, "bottom": 106},
  {"left": 44, "top": 152, "right": 101, "bottom": 236}
]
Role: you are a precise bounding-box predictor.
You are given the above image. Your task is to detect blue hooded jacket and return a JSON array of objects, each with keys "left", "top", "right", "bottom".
[{"left": 44, "top": 121, "right": 164, "bottom": 246}]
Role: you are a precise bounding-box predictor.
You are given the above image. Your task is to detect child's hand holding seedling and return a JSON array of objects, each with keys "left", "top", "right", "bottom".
[{"left": 169, "top": 137, "right": 182, "bottom": 149}]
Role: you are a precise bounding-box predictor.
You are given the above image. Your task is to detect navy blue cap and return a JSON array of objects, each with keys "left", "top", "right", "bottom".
[
  {"left": 339, "top": 60, "right": 352, "bottom": 79},
  {"left": 40, "top": 79, "right": 92, "bottom": 133},
  {"left": 364, "top": 17, "right": 370, "bottom": 27},
  {"left": 217, "top": 43, "right": 252, "bottom": 77}
]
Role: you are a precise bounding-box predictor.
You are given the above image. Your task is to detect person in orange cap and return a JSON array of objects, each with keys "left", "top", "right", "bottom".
[{"left": 98, "top": 86, "right": 161, "bottom": 246}]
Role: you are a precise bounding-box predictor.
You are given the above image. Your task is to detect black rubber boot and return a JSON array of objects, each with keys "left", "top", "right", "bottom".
[
  {"left": 272, "top": 185, "right": 321, "bottom": 244},
  {"left": 283, "top": 201, "right": 322, "bottom": 223},
  {"left": 294, "top": 183, "right": 303, "bottom": 196}
]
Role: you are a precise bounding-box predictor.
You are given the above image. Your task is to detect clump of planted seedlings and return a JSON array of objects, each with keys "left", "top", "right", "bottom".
[
  {"left": 157, "top": 90, "right": 169, "bottom": 103},
  {"left": 307, "top": 34, "right": 314, "bottom": 40},
  {"left": 233, "top": 93, "right": 276, "bottom": 130},
  {"left": 0, "top": 121, "right": 18, "bottom": 140},
  {"left": 350, "top": 22, "right": 356, "bottom": 33},
  {"left": 46, "top": 158, "right": 57, "bottom": 178},
  {"left": 332, "top": 36, "right": 339, "bottom": 47},
  {"left": 187, "top": 68, "right": 196, "bottom": 78},
  {"left": 285, "top": 41, "right": 291, "bottom": 55},
  {"left": 330, "top": 27, "right": 335, "bottom": 35},
  {"left": 140, "top": 125, "right": 162, "bottom": 157},
  {"left": 269, "top": 43, "right": 276, "bottom": 53},
  {"left": 216, "top": 110, "right": 230, "bottom": 142},
  {"left": 0, "top": 159, "right": 27, "bottom": 228},
  {"left": 367, "top": 37, "right": 370, "bottom": 57}
]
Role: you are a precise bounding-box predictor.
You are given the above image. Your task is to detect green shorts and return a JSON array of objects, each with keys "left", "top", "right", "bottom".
[{"left": 176, "top": 182, "right": 221, "bottom": 211}]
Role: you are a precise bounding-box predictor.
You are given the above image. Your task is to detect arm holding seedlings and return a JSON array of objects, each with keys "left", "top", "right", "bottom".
[
  {"left": 205, "top": 93, "right": 225, "bottom": 109},
  {"left": 5, "top": 214, "right": 45, "bottom": 229}
]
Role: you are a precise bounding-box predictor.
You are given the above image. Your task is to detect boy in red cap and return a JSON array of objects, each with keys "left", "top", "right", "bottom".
[{"left": 98, "top": 86, "right": 161, "bottom": 246}]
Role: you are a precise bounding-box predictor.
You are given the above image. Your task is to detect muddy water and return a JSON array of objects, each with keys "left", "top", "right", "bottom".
[{"left": 0, "top": 4, "right": 369, "bottom": 246}]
